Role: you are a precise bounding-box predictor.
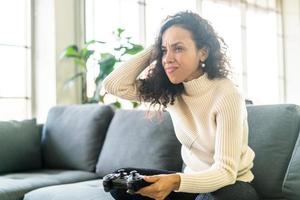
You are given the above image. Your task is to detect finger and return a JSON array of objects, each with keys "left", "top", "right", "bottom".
[
  {"left": 137, "top": 184, "right": 154, "bottom": 194},
  {"left": 143, "top": 175, "right": 160, "bottom": 183},
  {"left": 135, "top": 189, "right": 156, "bottom": 199}
]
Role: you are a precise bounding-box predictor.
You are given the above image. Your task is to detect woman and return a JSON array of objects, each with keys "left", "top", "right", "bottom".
[{"left": 103, "top": 11, "right": 259, "bottom": 200}]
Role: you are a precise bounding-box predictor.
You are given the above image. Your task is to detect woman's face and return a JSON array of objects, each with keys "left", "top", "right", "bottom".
[{"left": 161, "top": 25, "right": 207, "bottom": 84}]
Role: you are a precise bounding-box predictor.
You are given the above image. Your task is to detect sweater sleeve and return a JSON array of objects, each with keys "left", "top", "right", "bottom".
[
  {"left": 102, "top": 46, "right": 153, "bottom": 101},
  {"left": 176, "top": 92, "right": 245, "bottom": 193}
]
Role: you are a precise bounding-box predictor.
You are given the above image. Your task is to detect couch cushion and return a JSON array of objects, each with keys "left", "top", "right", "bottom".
[
  {"left": 0, "top": 119, "right": 42, "bottom": 174},
  {"left": 283, "top": 132, "right": 300, "bottom": 200},
  {"left": 0, "top": 169, "right": 99, "bottom": 200},
  {"left": 42, "top": 104, "right": 114, "bottom": 171},
  {"left": 96, "top": 110, "right": 183, "bottom": 177},
  {"left": 247, "top": 104, "right": 300, "bottom": 199},
  {"left": 24, "top": 179, "right": 113, "bottom": 200}
]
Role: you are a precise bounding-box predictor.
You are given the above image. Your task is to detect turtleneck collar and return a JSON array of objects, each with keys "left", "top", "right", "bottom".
[{"left": 182, "top": 73, "right": 215, "bottom": 96}]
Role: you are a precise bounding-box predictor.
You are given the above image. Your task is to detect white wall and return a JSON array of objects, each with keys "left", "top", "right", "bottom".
[
  {"left": 282, "top": 0, "right": 300, "bottom": 104},
  {"left": 33, "top": 0, "right": 82, "bottom": 122}
]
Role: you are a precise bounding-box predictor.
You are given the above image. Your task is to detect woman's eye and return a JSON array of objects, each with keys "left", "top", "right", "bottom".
[
  {"left": 175, "top": 47, "right": 183, "bottom": 52},
  {"left": 162, "top": 49, "right": 167, "bottom": 55}
]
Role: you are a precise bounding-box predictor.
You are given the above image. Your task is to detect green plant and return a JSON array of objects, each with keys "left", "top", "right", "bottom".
[
  {"left": 60, "top": 40, "right": 100, "bottom": 103},
  {"left": 61, "top": 28, "right": 143, "bottom": 108}
]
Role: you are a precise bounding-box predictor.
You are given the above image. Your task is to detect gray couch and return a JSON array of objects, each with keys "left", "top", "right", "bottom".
[{"left": 0, "top": 104, "right": 300, "bottom": 200}]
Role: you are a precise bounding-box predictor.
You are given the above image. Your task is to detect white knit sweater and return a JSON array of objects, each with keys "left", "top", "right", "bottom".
[{"left": 102, "top": 46, "right": 255, "bottom": 193}]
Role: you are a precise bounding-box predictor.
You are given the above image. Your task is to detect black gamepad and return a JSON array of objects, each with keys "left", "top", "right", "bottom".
[{"left": 102, "top": 169, "right": 152, "bottom": 194}]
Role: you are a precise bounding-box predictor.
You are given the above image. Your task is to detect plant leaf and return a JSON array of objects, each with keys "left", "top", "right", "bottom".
[
  {"left": 74, "top": 60, "right": 87, "bottom": 71},
  {"left": 132, "top": 102, "right": 139, "bottom": 108},
  {"left": 114, "top": 46, "right": 125, "bottom": 51},
  {"left": 97, "top": 53, "right": 116, "bottom": 80},
  {"left": 124, "top": 44, "right": 144, "bottom": 55},
  {"left": 81, "top": 49, "right": 94, "bottom": 62},
  {"left": 60, "top": 45, "right": 80, "bottom": 59},
  {"left": 113, "top": 101, "right": 121, "bottom": 108},
  {"left": 116, "top": 28, "right": 125, "bottom": 38}
]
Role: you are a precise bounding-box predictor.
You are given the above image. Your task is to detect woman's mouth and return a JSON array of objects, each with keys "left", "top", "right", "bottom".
[{"left": 165, "top": 67, "right": 178, "bottom": 74}]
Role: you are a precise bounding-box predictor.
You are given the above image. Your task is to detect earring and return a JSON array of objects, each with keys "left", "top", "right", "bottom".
[{"left": 201, "top": 62, "right": 206, "bottom": 68}]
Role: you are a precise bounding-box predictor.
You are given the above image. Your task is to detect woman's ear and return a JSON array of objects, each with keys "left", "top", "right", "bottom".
[{"left": 199, "top": 46, "right": 210, "bottom": 62}]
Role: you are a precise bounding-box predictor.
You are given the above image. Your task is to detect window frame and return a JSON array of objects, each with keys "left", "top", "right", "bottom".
[{"left": 0, "top": 0, "right": 33, "bottom": 120}]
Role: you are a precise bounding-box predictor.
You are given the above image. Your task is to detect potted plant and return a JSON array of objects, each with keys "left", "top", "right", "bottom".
[{"left": 61, "top": 28, "right": 143, "bottom": 108}]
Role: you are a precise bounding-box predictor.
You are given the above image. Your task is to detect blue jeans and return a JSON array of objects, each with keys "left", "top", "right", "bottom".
[{"left": 109, "top": 168, "right": 260, "bottom": 200}]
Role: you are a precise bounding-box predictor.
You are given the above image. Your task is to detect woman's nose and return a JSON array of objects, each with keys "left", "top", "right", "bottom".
[{"left": 164, "top": 51, "right": 174, "bottom": 64}]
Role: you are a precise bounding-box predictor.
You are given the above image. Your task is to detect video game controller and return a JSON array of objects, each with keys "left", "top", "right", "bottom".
[{"left": 102, "top": 169, "right": 152, "bottom": 194}]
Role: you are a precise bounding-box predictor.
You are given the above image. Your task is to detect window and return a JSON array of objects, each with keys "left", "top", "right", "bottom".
[
  {"left": 145, "top": 0, "right": 197, "bottom": 45},
  {"left": 202, "top": 0, "right": 283, "bottom": 104},
  {"left": 0, "top": 0, "right": 32, "bottom": 120},
  {"left": 85, "top": 0, "right": 141, "bottom": 98},
  {"left": 85, "top": 0, "right": 284, "bottom": 105},
  {"left": 85, "top": 0, "right": 197, "bottom": 46},
  {"left": 201, "top": 1, "right": 243, "bottom": 85},
  {"left": 246, "top": 3, "right": 283, "bottom": 104},
  {"left": 85, "top": 0, "right": 197, "bottom": 100},
  {"left": 85, "top": 0, "right": 140, "bottom": 44}
]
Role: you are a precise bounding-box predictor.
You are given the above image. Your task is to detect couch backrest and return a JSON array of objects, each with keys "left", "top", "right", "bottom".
[
  {"left": 282, "top": 131, "right": 300, "bottom": 200},
  {"left": 247, "top": 104, "right": 300, "bottom": 199},
  {"left": 95, "top": 109, "right": 183, "bottom": 177},
  {"left": 42, "top": 104, "right": 114, "bottom": 172},
  {"left": 0, "top": 119, "right": 42, "bottom": 174}
]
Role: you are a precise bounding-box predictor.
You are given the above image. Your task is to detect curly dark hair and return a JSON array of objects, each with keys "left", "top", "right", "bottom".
[{"left": 138, "top": 11, "right": 230, "bottom": 109}]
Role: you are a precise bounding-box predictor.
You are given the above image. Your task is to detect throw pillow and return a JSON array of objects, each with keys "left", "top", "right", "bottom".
[
  {"left": 96, "top": 109, "right": 183, "bottom": 177},
  {"left": 42, "top": 104, "right": 114, "bottom": 171},
  {"left": 0, "top": 119, "right": 42, "bottom": 173}
]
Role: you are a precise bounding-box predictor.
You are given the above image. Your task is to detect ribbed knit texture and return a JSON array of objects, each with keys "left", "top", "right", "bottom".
[{"left": 102, "top": 47, "right": 255, "bottom": 193}]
